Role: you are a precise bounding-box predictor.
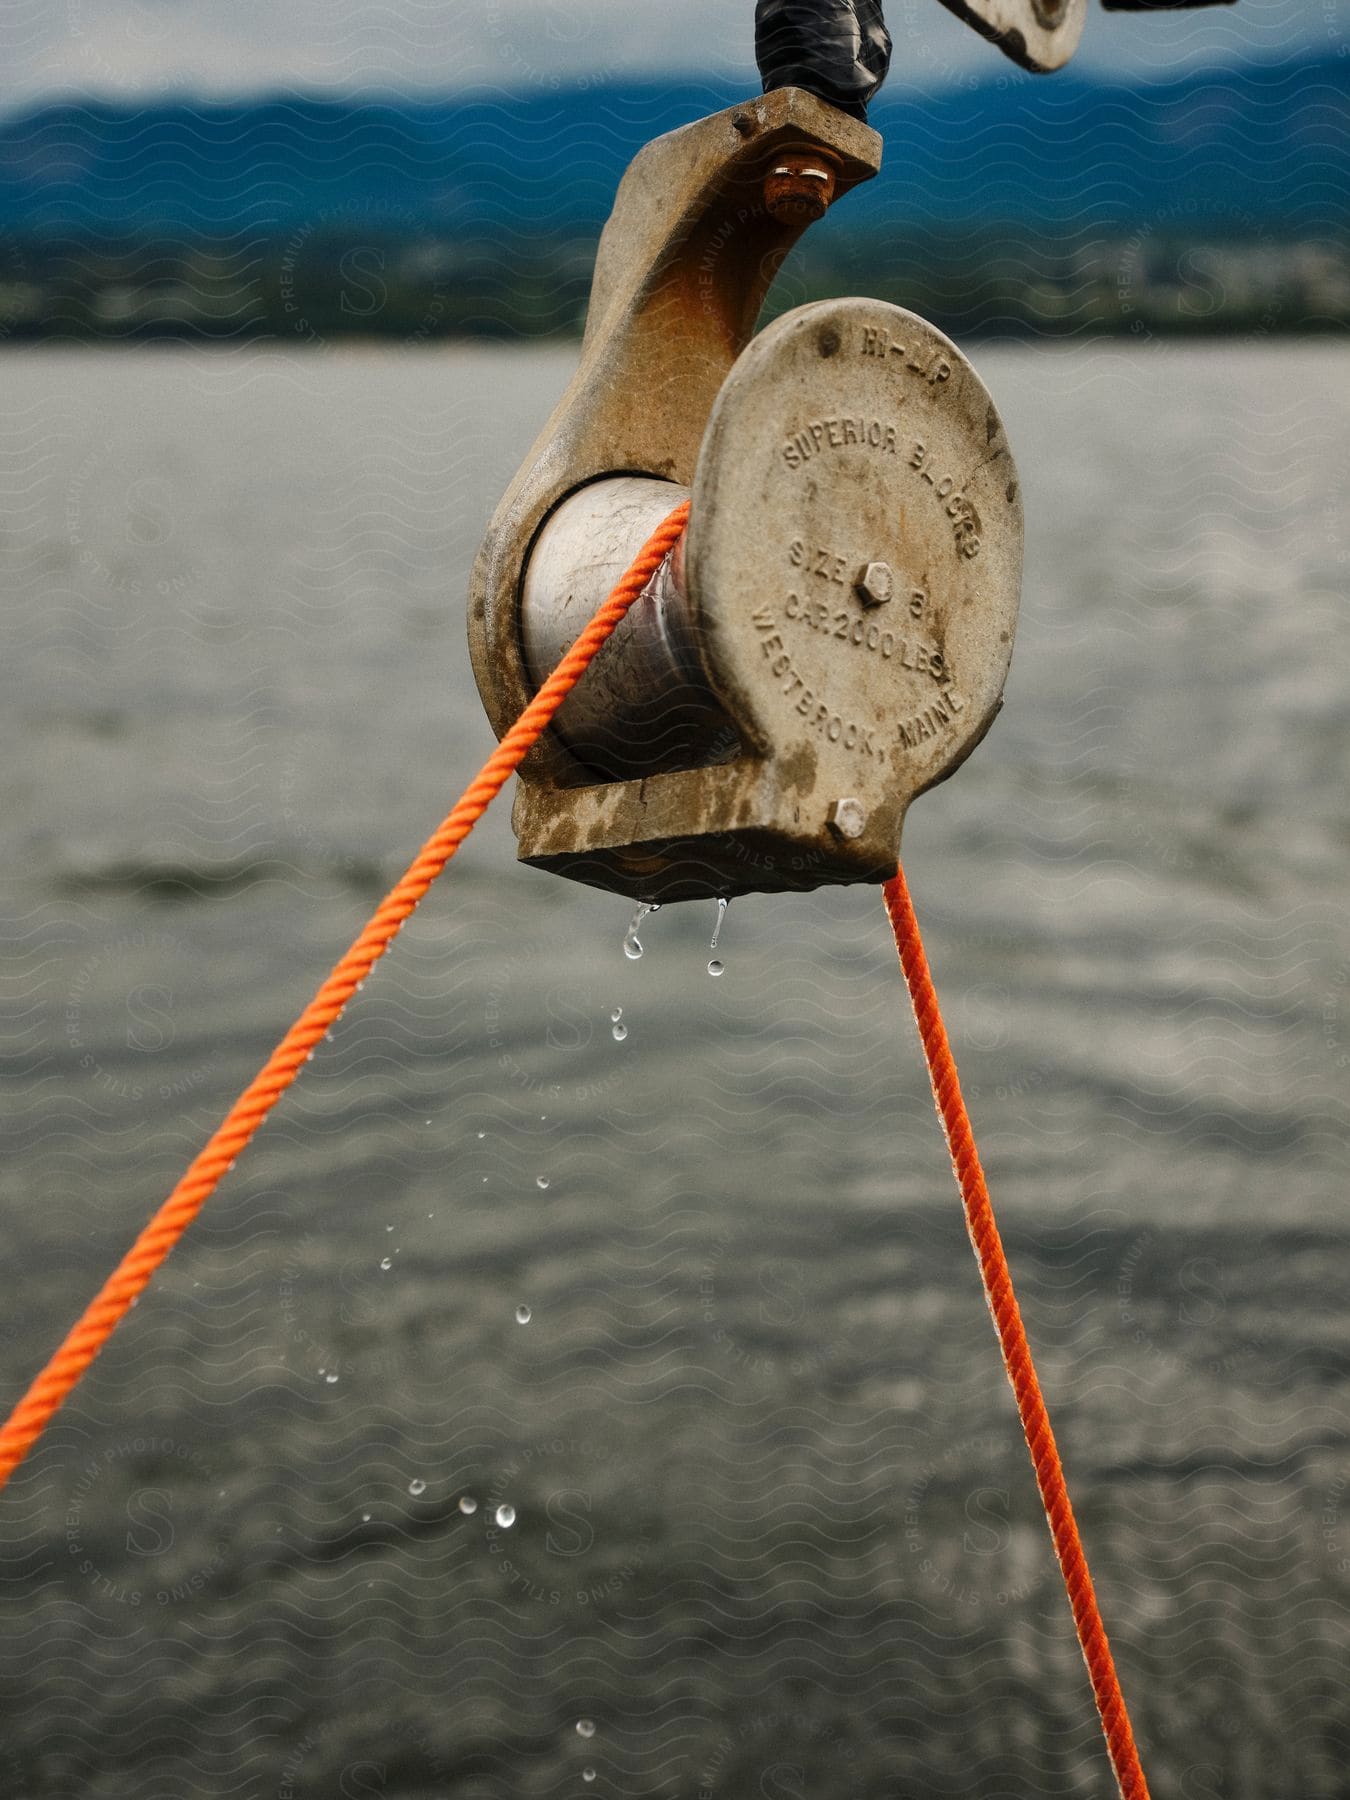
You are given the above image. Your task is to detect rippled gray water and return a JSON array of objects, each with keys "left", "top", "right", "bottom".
[{"left": 1, "top": 339, "right": 1348, "bottom": 1798}]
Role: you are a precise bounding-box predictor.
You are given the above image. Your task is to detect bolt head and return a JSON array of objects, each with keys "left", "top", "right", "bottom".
[
  {"left": 828, "top": 798, "right": 867, "bottom": 841},
  {"left": 856, "top": 562, "right": 894, "bottom": 608},
  {"left": 763, "top": 153, "right": 837, "bottom": 223}
]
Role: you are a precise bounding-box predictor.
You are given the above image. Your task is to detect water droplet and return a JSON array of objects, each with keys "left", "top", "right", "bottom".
[
  {"left": 458, "top": 1495, "right": 478, "bottom": 1516},
  {"left": 494, "top": 1503, "right": 516, "bottom": 1529},
  {"left": 583, "top": 1770, "right": 596, "bottom": 1784},
  {"left": 379, "top": 1256, "right": 392, "bottom": 1271},
  {"left": 707, "top": 897, "right": 729, "bottom": 977},
  {"left": 361, "top": 1512, "right": 371, "bottom": 1522},
  {"left": 710, "top": 895, "right": 728, "bottom": 949},
  {"left": 623, "top": 901, "right": 660, "bottom": 960},
  {"left": 612, "top": 1022, "right": 628, "bottom": 1041},
  {"left": 536, "top": 1176, "right": 549, "bottom": 1190},
  {"left": 385, "top": 1224, "right": 395, "bottom": 1232},
  {"left": 576, "top": 1719, "right": 596, "bottom": 1740},
  {"left": 476, "top": 1130, "right": 486, "bottom": 1140},
  {"left": 408, "top": 1478, "right": 426, "bottom": 1497},
  {"left": 515, "top": 1304, "right": 532, "bottom": 1325},
  {"left": 610, "top": 1007, "right": 623, "bottom": 1023},
  {"left": 325, "top": 1372, "right": 339, "bottom": 1385}
]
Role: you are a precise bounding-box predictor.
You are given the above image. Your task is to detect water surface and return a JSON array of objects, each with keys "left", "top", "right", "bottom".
[{"left": 1, "top": 339, "right": 1348, "bottom": 1798}]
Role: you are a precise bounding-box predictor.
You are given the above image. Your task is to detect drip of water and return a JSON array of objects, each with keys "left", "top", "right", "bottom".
[
  {"left": 708, "top": 895, "right": 729, "bottom": 977},
  {"left": 623, "top": 901, "right": 660, "bottom": 961},
  {"left": 495, "top": 1503, "right": 516, "bottom": 1529},
  {"left": 458, "top": 1495, "right": 478, "bottom": 1516},
  {"left": 575, "top": 1720, "right": 596, "bottom": 1740},
  {"left": 611, "top": 1005, "right": 628, "bottom": 1042},
  {"left": 408, "top": 1478, "right": 426, "bottom": 1496},
  {"left": 515, "top": 1303, "right": 532, "bottom": 1325}
]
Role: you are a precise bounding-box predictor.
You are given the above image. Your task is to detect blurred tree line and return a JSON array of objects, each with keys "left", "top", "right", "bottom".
[{"left": 1, "top": 225, "right": 1347, "bottom": 345}]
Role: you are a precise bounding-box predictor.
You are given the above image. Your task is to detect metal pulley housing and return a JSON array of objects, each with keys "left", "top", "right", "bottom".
[{"left": 469, "top": 90, "right": 1022, "bottom": 903}]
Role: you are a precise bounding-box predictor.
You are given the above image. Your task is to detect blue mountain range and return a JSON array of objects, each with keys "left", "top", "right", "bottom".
[{"left": 0, "top": 53, "right": 1343, "bottom": 245}]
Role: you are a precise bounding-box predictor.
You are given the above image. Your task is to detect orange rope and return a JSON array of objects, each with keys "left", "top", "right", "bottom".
[
  {"left": 1, "top": 492, "right": 1148, "bottom": 1798},
  {"left": 0, "top": 502, "right": 690, "bottom": 1494},
  {"left": 883, "top": 863, "right": 1149, "bottom": 1800}
]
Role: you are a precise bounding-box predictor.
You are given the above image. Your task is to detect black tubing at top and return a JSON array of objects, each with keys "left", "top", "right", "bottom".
[{"left": 754, "top": 0, "right": 892, "bottom": 121}]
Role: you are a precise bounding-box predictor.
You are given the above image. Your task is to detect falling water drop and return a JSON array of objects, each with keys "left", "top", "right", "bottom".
[
  {"left": 408, "top": 1478, "right": 427, "bottom": 1496},
  {"left": 623, "top": 901, "right": 660, "bottom": 961},
  {"left": 707, "top": 896, "right": 729, "bottom": 977},
  {"left": 710, "top": 895, "right": 728, "bottom": 949},
  {"left": 575, "top": 1719, "right": 596, "bottom": 1740},
  {"left": 495, "top": 1503, "right": 516, "bottom": 1529},
  {"left": 515, "top": 1304, "right": 532, "bottom": 1325},
  {"left": 610, "top": 1006, "right": 628, "bottom": 1042},
  {"left": 325, "top": 1372, "right": 339, "bottom": 1385},
  {"left": 583, "top": 1770, "right": 596, "bottom": 1784},
  {"left": 379, "top": 1256, "right": 392, "bottom": 1271},
  {"left": 458, "top": 1495, "right": 478, "bottom": 1515},
  {"left": 536, "top": 1176, "right": 550, "bottom": 1190}
]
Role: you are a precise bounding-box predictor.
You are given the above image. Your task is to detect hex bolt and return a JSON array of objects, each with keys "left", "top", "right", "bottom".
[
  {"left": 856, "top": 561, "right": 894, "bottom": 608},
  {"left": 763, "top": 152, "right": 837, "bottom": 223},
  {"left": 828, "top": 798, "right": 867, "bottom": 841}
]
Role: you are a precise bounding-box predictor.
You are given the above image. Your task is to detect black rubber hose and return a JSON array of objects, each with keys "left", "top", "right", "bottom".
[{"left": 754, "top": 0, "right": 892, "bottom": 120}]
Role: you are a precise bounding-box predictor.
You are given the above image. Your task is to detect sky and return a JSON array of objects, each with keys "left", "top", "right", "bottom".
[{"left": 1, "top": 0, "right": 1335, "bottom": 111}]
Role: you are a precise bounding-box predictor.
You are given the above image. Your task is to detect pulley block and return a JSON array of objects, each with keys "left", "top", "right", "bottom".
[{"left": 469, "top": 90, "right": 1022, "bottom": 903}]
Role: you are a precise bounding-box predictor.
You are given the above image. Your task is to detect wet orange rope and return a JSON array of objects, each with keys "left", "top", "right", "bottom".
[
  {"left": 884, "top": 863, "right": 1149, "bottom": 1800},
  {"left": 0, "top": 493, "right": 1148, "bottom": 1800},
  {"left": 0, "top": 502, "right": 690, "bottom": 1494}
]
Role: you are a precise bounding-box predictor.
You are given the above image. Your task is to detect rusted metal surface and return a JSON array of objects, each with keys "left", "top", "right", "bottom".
[
  {"left": 470, "top": 89, "right": 1023, "bottom": 904},
  {"left": 763, "top": 148, "right": 839, "bottom": 222}
]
